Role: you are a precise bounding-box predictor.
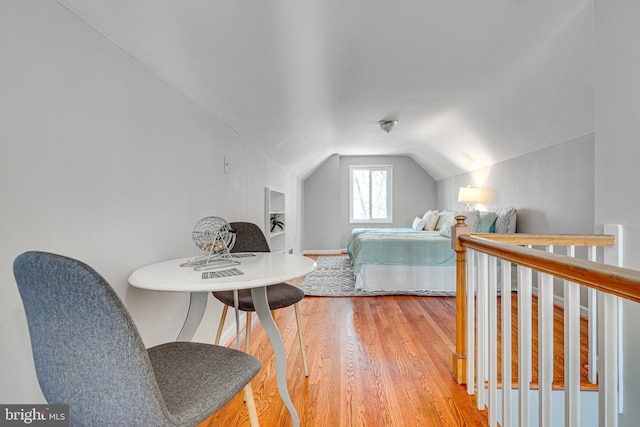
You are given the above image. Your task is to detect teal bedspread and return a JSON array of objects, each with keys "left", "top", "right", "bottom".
[{"left": 347, "top": 228, "right": 456, "bottom": 274}]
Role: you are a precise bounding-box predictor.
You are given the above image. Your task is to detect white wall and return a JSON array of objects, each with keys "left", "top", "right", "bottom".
[
  {"left": 595, "top": 0, "right": 640, "bottom": 424},
  {"left": 437, "top": 134, "right": 595, "bottom": 234},
  {"left": 302, "top": 154, "right": 342, "bottom": 251},
  {"left": 339, "top": 156, "right": 438, "bottom": 242},
  {"left": 302, "top": 154, "right": 437, "bottom": 251},
  {"left": 438, "top": 134, "right": 595, "bottom": 306},
  {"left": 0, "top": 1, "right": 294, "bottom": 403}
]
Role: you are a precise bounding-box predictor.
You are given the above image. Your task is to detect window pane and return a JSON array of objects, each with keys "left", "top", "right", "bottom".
[
  {"left": 350, "top": 165, "right": 392, "bottom": 223},
  {"left": 352, "top": 170, "right": 370, "bottom": 220},
  {"left": 371, "top": 170, "right": 387, "bottom": 219}
]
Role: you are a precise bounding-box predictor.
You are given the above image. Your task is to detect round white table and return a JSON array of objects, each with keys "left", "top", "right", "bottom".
[{"left": 128, "top": 252, "right": 316, "bottom": 427}]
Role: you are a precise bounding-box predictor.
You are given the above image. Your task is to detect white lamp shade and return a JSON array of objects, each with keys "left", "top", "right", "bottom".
[{"left": 458, "top": 186, "right": 480, "bottom": 203}]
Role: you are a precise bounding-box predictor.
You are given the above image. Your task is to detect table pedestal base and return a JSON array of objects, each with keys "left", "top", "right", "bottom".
[
  {"left": 175, "top": 290, "right": 300, "bottom": 427},
  {"left": 177, "top": 292, "right": 208, "bottom": 341},
  {"left": 251, "top": 286, "right": 300, "bottom": 426}
]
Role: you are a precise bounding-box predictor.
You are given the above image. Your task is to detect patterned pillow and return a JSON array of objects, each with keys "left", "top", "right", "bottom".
[
  {"left": 439, "top": 210, "right": 480, "bottom": 238},
  {"left": 488, "top": 206, "right": 517, "bottom": 233}
]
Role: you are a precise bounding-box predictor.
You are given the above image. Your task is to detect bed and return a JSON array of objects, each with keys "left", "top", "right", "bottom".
[
  {"left": 347, "top": 228, "right": 457, "bottom": 294},
  {"left": 346, "top": 207, "right": 516, "bottom": 294}
]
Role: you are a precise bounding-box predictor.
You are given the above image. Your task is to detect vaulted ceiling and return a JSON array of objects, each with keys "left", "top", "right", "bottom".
[{"left": 56, "top": 0, "right": 593, "bottom": 180}]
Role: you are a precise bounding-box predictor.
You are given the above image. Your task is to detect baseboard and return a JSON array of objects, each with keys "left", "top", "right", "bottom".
[
  {"left": 301, "top": 249, "right": 344, "bottom": 255},
  {"left": 531, "top": 286, "right": 589, "bottom": 318},
  {"left": 553, "top": 294, "right": 590, "bottom": 318}
]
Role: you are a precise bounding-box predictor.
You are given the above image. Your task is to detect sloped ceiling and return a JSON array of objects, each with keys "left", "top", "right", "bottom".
[{"left": 55, "top": 0, "right": 594, "bottom": 180}]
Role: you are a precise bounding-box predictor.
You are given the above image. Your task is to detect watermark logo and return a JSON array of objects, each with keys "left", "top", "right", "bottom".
[{"left": 0, "top": 405, "right": 68, "bottom": 426}]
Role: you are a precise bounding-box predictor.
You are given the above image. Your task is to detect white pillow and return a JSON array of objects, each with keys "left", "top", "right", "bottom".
[
  {"left": 411, "top": 216, "right": 426, "bottom": 230},
  {"left": 422, "top": 210, "right": 439, "bottom": 231},
  {"left": 438, "top": 210, "right": 481, "bottom": 238},
  {"left": 488, "top": 206, "right": 517, "bottom": 233}
]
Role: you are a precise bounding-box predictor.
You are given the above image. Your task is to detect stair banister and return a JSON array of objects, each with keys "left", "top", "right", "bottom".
[{"left": 451, "top": 216, "right": 638, "bottom": 426}]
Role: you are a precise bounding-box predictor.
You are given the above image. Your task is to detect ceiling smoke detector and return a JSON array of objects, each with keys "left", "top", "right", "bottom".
[{"left": 378, "top": 119, "right": 398, "bottom": 133}]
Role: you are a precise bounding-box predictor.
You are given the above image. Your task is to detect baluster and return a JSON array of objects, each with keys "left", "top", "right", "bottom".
[
  {"left": 565, "top": 246, "right": 580, "bottom": 427},
  {"left": 539, "top": 245, "right": 554, "bottom": 427},
  {"left": 488, "top": 256, "right": 498, "bottom": 426},
  {"left": 600, "top": 224, "right": 623, "bottom": 424},
  {"left": 588, "top": 246, "right": 597, "bottom": 384},
  {"left": 599, "top": 292, "right": 618, "bottom": 427},
  {"left": 467, "top": 249, "right": 476, "bottom": 395},
  {"left": 501, "top": 261, "right": 512, "bottom": 427},
  {"left": 477, "top": 252, "right": 488, "bottom": 409},
  {"left": 518, "top": 262, "right": 532, "bottom": 427}
]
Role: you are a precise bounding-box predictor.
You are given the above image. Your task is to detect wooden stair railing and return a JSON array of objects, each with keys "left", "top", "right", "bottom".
[{"left": 451, "top": 216, "right": 640, "bottom": 427}]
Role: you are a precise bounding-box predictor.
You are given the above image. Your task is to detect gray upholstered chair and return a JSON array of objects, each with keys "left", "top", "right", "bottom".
[
  {"left": 213, "top": 222, "right": 309, "bottom": 376},
  {"left": 14, "top": 251, "right": 261, "bottom": 427}
]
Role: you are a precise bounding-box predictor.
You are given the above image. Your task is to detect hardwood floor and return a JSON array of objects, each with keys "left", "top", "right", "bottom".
[
  {"left": 199, "top": 257, "right": 488, "bottom": 426},
  {"left": 497, "top": 291, "right": 594, "bottom": 390},
  {"left": 199, "top": 256, "right": 593, "bottom": 426}
]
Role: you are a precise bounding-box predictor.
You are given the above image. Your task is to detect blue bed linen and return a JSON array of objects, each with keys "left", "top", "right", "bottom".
[
  {"left": 347, "top": 228, "right": 414, "bottom": 258},
  {"left": 347, "top": 228, "right": 456, "bottom": 274}
]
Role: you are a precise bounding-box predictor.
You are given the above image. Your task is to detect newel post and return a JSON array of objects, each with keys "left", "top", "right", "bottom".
[{"left": 451, "top": 215, "right": 470, "bottom": 384}]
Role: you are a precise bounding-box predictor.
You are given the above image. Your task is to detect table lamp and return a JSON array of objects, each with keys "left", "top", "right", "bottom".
[{"left": 458, "top": 186, "right": 480, "bottom": 210}]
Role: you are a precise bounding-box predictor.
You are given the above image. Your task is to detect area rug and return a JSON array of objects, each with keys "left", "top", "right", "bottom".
[{"left": 299, "top": 256, "right": 448, "bottom": 297}]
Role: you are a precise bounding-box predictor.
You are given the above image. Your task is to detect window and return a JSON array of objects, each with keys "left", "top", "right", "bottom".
[{"left": 349, "top": 165, "right": 393, "bottom": 223}]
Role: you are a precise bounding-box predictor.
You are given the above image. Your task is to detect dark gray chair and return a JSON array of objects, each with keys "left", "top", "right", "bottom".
[
  {"left": 212, "top": 222, "right": 309, "bottom": 376},
  {"left": 14, "top": 251, "right": 261, "bottom": 427}
]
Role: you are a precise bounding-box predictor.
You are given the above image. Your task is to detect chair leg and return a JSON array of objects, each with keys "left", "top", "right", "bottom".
[
  {"left": 243, "top": 384, "right": 260, "bottom": 427},
  {"left": 294, "top": 303, "right": 309, "bottom": 377},
  {"left": 245, "top": 312, "right": 252, "bottom": 354},
  {"left": 214, "top": 305, "right": 229, "bottom": 345}
]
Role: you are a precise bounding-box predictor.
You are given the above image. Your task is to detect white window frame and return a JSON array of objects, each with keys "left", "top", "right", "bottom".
[{"left": 349, "top": 165, "right": 393, "bottom": 224}]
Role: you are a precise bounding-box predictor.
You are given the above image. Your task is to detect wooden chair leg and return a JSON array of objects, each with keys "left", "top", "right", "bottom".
[
  {"left": 245, "top": 312, "right": 252, "bottom": 354},
  {"left": 294, "top": 303, "right": 309, "bottom": 377},
  {"left": 243, "top": 383, "right": 260, "bottom": 427},
  {"left": 214, "top": 305, "right": 229, "bottom": 345}
]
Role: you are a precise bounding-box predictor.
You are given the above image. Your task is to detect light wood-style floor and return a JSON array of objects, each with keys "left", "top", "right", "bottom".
[
  {"left": 498, "top": 291, "right": 593, "bottom": 391},
  {"left": 199, "top": 255, "right": 593, "bottom": 426},
  {"left": 199, "top": 257, "right": 489, "bottom": 426}
]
